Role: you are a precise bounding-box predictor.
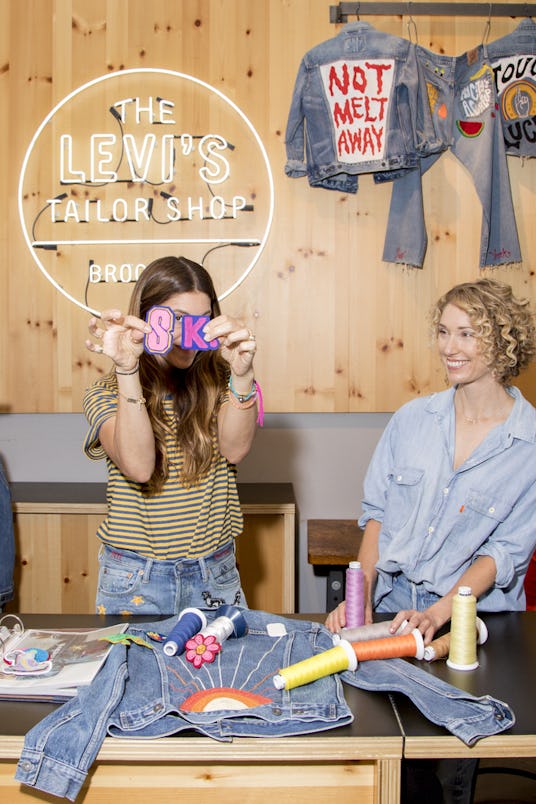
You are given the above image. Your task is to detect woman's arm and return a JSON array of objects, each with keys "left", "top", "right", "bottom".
[{"left": 389, "top": 554, "right": 497, "bottom": 644}]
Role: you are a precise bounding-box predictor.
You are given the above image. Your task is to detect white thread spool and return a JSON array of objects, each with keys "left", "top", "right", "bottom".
[{"left": 447, "top": 586, "right": 479, "bottom": 671}]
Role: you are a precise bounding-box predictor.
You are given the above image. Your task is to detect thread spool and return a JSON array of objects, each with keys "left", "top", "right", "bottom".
[
  {"left": 447, "top": 586, "right": 479, "bottom": 671},
  {"left": 350, "top": 629, "right": 425, "bottom": 662},
  {"left": 339, "top": 619, "right": 408, "bottom": 643},
  {"left": 163, "top": 608, "right": 207, "bottom": 657},
  {"left": 345, "top": 561, "right": 365, "bottom": 629},
  {"left": 200, "top": 605, "right": 248, "bottom": 644},
  {"left": 424, "top": 617, "right": 488, "bottom": 662},
  {"left": 273, "top": 639, "right": 357, "bottom": 691}
]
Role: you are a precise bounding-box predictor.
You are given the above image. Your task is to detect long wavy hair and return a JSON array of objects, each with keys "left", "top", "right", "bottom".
[
  {"left": 431, "top": 278, "right": 536, "bottom": 385},
  {"left": 117, "top": 256, "right": 228, "bottom": 493}
]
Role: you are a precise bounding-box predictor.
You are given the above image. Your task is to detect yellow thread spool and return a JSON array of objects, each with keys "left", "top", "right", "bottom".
[
  {"left": 273, "top": 640, "right": 357, "bottom": 690},
  {"left": 424, "top": 616, "right": 488, "bottom": 662},
  {"left": 447, "top": 586, "right": 479, "bottom": 671}
]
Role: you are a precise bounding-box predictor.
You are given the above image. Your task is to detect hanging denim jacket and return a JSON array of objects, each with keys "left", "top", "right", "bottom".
[
  {"left": 15, "top": 610, "right": 514, "bottom": 802},
  {"left": 285, "top": 21, "right": 442, "bottom": 191},
  {"left": 0, "top": 462, "right": 14, "bottom": 610},
  {"left": 382, "top": 44, "right": 521, "bottom": 268},
  {"left": 483, "top": 17, "right": 536, "bottom": 157}
]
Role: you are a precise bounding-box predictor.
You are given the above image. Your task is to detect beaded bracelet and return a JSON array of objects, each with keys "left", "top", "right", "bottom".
[{"left": 228, "top": 375, "right": 257, "bottom": 403}]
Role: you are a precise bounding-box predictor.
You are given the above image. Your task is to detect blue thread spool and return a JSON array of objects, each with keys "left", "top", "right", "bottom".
[
  {"left": 201, "top": 605, "right": 248, "bottom": 644},
  {"left": 163, "top": 608, "right": 207, "bottom": 657}
]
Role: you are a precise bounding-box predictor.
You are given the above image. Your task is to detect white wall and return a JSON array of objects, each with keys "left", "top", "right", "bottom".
[{"left": 0, "top": 412, "right": 391, "bottom": 612}]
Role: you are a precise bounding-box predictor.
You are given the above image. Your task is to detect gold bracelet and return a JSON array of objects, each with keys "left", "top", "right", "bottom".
[{"left": 118, "top": 391, "right": 146, "bottom": 410}]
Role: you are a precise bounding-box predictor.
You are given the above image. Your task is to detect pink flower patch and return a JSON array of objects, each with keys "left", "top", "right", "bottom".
[{"left": 185, "top": 633, "right": 221, "bottom": 668}]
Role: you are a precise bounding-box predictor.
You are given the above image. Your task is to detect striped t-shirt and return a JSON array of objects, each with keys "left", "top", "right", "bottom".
[{"left": 83, "top": 379, "right": 243, "bottom": 560}]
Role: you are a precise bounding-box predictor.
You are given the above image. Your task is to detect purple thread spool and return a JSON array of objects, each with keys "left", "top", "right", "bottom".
[
  {"left": 163, "top": 608, "right": 207, "bottom": 657},
  {"left": 345, "top": 561, "right": 365, "bottom": 629}
]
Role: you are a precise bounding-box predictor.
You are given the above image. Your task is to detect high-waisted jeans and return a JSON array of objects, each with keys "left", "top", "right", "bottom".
[
  {"left": 381, "top": 45, "right": 521, "bottom": 269},
  {"left": 16, "top": 609, "right": 514, "bottom": 801}
]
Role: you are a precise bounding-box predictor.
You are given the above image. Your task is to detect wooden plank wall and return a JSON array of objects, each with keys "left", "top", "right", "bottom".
[{"left": 0, "top": 0, "right": 534, "bottom": 414}]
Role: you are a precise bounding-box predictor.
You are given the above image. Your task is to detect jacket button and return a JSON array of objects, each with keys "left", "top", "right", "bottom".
[
  {"left": 20, "top": 760, "right": 33, "bottom": 772},
  {"left": 153, "top": 702, "right": 164, "bottom": 713}
]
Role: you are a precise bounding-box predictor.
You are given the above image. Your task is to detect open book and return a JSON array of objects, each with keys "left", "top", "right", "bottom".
[{"left": 0, "top": 615, "right": 128, "bottom": 702}]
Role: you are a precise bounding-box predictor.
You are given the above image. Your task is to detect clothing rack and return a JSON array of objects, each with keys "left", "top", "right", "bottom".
[{"left": 330, "top": 3, "right": 536, "bottom": 22}]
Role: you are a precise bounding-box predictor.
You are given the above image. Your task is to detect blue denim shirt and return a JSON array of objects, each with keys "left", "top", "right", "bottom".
[
  {"left": 0, "top": 463, "right": 14, "bottom": 609},
  {"left": 483, "top": 17, "right": 536, "bottom": 157},
  {"left": 285, "top": 21, "right": 441, "bottom": 190},
  {"left": 359, "top": 386, "right": 536, "bottom": 610},
  {"left": 15, "top": 609, "right": 514, "bottom": 801}
]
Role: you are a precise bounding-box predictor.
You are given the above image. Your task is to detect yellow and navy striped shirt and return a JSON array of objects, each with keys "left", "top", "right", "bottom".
[{"left": 83, "top": 379, "right": 243, "bottom": 560}]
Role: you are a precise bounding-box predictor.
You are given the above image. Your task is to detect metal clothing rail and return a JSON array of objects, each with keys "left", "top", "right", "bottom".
[{"left": 330, "top": 3, "right": 536, "bottom": 22}]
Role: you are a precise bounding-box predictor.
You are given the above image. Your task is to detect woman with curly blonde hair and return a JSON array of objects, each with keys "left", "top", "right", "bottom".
[
  {"left": 328, "top": 276, "right": 536, "bottom": 636},
  {"left": 326, "top": 278, "right": 536, "bottom": 803},
  {"left": 83, "top": 256, "right": 259, "bottom": 616}
]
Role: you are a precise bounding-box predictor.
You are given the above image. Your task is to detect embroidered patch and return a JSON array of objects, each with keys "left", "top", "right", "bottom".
[{"left": 180, "top": 687, "right": 273, "bottom": 712}]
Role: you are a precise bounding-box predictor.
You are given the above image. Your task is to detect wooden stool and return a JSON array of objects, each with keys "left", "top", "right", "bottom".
[{"left": 307, "top": 519, "right": 363, "bottom": 611}]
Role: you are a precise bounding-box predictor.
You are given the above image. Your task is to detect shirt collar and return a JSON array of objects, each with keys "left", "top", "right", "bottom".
[{"left": 425, "top": 386, "right": 536, "bottom": 444}]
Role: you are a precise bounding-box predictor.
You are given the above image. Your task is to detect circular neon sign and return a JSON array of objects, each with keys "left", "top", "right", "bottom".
[{"left": 18, "top": 68, "right": 274, "bottom": 314}]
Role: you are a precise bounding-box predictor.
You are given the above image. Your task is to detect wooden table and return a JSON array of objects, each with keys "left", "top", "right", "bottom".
[{"left": 1, "top": 613, "right": 535, "bottom": 803}]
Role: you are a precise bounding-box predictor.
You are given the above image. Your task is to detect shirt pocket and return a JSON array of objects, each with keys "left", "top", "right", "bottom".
[
  {"left": 464, "top": 489, "right": 512, "bottom": 532},
  {"left": 383, "top": 466, "right": 425, "bottom": 532}
]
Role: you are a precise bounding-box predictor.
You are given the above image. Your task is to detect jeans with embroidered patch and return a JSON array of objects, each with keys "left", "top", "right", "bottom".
[
  {"left": 96, "top": 541, "right": 247, "bottom": 616},
  {"left": 381, "top": 46, "right": 521, "bottom": 269}
]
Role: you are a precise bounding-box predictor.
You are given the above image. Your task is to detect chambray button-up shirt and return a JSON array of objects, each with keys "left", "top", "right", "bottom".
[{"left": 359, "top": 386, "right": 536, "bottom": 611}]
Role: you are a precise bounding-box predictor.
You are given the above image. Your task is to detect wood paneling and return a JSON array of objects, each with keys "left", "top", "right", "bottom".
[{"left": 1, "top": 0, "right": 534, "bottom": 413}]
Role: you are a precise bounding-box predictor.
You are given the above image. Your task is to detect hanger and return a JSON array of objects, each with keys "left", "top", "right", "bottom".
[
  {"left": 482, "top": 3, "right": 492, "bottom": 44},
  {"left": 407, "top": 2, "right": 419, "bottom": 43}
]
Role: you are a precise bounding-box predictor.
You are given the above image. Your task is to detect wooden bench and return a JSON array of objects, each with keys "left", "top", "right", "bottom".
[{"left": 307, "top": 519, "right": 363, "bottom": 611}]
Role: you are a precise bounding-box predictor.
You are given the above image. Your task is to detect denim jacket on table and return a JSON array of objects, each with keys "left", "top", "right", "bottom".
[
  {"left": 0, "top": 463, "right": 14, "bottom": 609},
  {"left": 284, "top": 21, "right": 442, "bottom": 192},
  {"left": 483, "top": 17, "right": 536, "bottom": 157},
  {"left": 16, "top": 609, "right": 514, "bottom": 801}
]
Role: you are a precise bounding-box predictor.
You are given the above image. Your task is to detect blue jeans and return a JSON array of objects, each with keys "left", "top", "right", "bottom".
[
  {"left": 382, "top": 46, "right": 521, "bottom": 269},
  {"left": 375, "top": 572, "right": 441, "bottom": 613},
  {"left": 96, "top": 541, "right": 247, "bottom": 616},
  {"left": 0, "top": 463, "right": 14, "bottom": 610}
]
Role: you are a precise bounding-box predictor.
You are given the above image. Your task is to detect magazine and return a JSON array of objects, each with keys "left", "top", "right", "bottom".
[{"left": 0, "top": 615, "right": 128, "bottom": 701}]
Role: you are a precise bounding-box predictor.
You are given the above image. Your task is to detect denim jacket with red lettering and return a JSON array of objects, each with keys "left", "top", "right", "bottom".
[{"left": 285, "top": 21, "right": 442, "bottom": 192}]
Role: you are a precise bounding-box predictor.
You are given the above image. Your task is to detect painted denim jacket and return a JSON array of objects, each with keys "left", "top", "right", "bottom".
[
  {"left": 483, "top": 17, "right": 536, "bottom": 157},
  {"left": 285, "top": 21, "right": 442, "bottom": 191},
  {"left": 16, "top": 610, "right": 514, "bottom": 801}
]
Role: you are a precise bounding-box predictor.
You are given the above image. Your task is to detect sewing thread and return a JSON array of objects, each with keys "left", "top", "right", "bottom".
[
  {"left": 200, "top": 605, "right": 248, "bottom": 644},
  {"left": 273, "top": 639, "right": 357, "bottom": 690},
  {"left": 345, "top": 561, "right": 365, "bottom": 628},
  {"left": 340, "top": 619, "right": 408, "bottom": 643},
  {"left": 424, "top": 616, "right": 488, "bottom": 661},
  {"left": 350, "top": 630, "right": 424, "bottom": 662},
  {"left": 163, "top": 608, "right": 207, "bottom": 657},
  {"left": 447, "top": 586, "right": 479, "bottom": 670}
]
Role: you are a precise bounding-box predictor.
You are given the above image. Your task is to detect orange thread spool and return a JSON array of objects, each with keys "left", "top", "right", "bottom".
[{"left": 351, "top": 630, "right": 424, "bottom": 662}]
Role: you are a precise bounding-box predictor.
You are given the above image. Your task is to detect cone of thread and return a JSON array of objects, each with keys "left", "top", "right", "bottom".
[
  {"left": 345, "top": 561, "right": 365, "bottom": 628},
  {"left": 273, "top": 641, "right": 356, "bottom": 690},
  {"left": 447, "top": 586, "right": 478, "bottom": 670}
]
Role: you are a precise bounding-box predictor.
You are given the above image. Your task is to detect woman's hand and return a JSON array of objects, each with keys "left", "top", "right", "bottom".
[
  {"left": 389, "top": 608, "right": 442, "bottom": 645},
  {"left": 204, "top": 315, "right": 256, "bottom": 377},
  {"left": 325, "top": 602, "right": 347, "bottom": 633},
  {"left": 86, "top": 309, "right": 151, "bottom": 372}
]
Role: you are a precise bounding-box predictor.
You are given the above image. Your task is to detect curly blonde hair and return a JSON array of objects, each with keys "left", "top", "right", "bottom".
[{"left": 431, "top": 278, "right": 536, "bottom": 385}]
